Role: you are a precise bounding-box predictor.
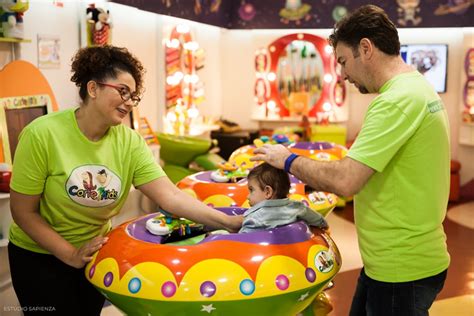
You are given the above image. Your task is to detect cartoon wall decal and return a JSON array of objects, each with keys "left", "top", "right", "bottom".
[
  {"left": 397, "top": 0, "right": 422, "bottom": 26},
  {"left": 331, "top": 5, "right": 347, "bottom": 22},
  {"left": 434, "top": 0, "right": 474, "bottom": 15},
  {"left": 110, "top": 0, "right": 473, "bottom": 28},
  {"left": 194, "top": 0, "right": 222, "bottom": 15},
  {"left": 238, "top": 1, "right": 256, "bottom": 21},
  {"left": 279, "top": 0, "right": 312, "bottom": 25}
]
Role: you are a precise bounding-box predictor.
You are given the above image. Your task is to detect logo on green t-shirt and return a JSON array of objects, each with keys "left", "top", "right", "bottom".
[
  {"left": 66, "top": 165, "right": 121, "bottom": 207},
  {"left": 427, "top": 100, "right": 444, "bottom": 113}
]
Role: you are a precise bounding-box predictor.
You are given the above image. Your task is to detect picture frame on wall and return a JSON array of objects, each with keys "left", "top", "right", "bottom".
[{"left": 37, "top": 34, "right": 61, "bottom": 69}]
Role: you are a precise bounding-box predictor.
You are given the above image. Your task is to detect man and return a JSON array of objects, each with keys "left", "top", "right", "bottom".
[{"left": 251, "top": 5, "right": 449, "bottom": 315}]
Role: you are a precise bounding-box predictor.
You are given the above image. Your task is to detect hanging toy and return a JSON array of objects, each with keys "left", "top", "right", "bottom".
[
  {"left": 0, "top": 0, "right": 29, "bottom": 39},
  {"left": 86, "top": 4, "right": 112, "bottom": 46}
]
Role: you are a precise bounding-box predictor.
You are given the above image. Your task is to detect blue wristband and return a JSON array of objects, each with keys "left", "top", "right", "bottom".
[{"left": 284, "top": 153, "right": 299, "bottom": 174}]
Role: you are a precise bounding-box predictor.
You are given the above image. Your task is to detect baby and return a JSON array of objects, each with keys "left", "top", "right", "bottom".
[{"left": 239, "top": 163, "right": 328, "bottom": 233}]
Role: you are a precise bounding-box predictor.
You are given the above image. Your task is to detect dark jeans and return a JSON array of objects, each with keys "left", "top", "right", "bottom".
[
  {"left": 8, "top": 242, "right": 105, "bottom": 315},
  {"left": 349, "top": 267, "right": 447, "bottom": 316}
]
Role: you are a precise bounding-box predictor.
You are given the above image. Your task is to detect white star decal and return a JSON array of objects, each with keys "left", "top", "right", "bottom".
[
  {"left": 298, "top": 292, "right": 310, "bottom": 301},
  {"left": 201, "top": 304, "right": 216, "bottom": 313}
]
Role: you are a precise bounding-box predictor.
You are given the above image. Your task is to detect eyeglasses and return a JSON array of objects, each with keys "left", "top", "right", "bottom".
[{"left": 96, "top": 82, "right": 141, "bottom": 107}]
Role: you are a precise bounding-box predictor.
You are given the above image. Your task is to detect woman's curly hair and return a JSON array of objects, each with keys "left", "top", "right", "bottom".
[{"left": 70, "top": 45, "right": 145, "bottom": 101}]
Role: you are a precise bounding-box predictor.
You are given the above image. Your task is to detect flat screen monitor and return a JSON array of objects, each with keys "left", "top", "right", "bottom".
[{"left": 400, "top": 44, "right": 448, "bottom": 93}]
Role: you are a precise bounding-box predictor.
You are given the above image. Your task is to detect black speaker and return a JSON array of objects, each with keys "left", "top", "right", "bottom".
[{"left": 211, "top": 130, "right": 259, "bottom": 160}]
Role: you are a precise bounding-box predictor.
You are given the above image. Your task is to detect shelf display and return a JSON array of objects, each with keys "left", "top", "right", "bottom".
[
  {"left": 164, "top": 24, "right": 205, "bottom": 135},
  {"left": 86, "top": 3, "right": 112, "bottom": 46},
  {"left": 0, "top": 0, "right": 29, "bottom": 39}
]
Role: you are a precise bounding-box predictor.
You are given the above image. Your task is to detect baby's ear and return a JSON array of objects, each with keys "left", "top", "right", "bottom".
[{"left": 264, "top": 185, "right": 274, "bottom": 199}]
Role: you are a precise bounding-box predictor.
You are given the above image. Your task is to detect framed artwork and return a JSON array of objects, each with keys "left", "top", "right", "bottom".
[{"left": 37, "top": 35, "right": 61, "bottom": 69}]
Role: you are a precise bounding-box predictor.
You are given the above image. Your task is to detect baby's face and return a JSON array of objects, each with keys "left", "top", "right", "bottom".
[{"left": 247, "top": 178, "right": 267, "bottom": 207}]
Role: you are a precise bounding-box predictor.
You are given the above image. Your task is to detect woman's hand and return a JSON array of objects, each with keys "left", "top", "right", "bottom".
[
  {"left": 66, "top": 236, "right": 109, "bottom": 269},
  {"left": 223, "top": 214, "right": 244, "bottom": 233}
]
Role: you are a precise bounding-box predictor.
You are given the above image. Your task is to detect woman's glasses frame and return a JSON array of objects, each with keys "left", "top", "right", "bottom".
[{"left": 96, "top": 82, "right": 141, "bottom": 107}]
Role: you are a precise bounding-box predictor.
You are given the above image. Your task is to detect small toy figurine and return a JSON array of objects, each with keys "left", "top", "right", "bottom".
[
  {"left": 279, "top": 0, "right": 311, "bottom": 25},
  {"left": 210, "top": 162, "right": 249, "bottom": 183},
  {"left": 86, "top": 4, "right": 112, "bottom": 46},
  {"left": 397, "top": 0, "right": 422, "bottom": 26},
  {"left": 0, "top": 0, "right": 29, "bottom": 39},
  {"left": 146, "top": 213, "right": 202, "bottom": 236}
]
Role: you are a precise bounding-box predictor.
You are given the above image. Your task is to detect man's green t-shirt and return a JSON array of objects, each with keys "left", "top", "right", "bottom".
[
  {"left": 9, "top": 108, "right": 165, "bottom": 253},
  {"left": 348, "top": 71, "right": 450, "bottom": 282}
]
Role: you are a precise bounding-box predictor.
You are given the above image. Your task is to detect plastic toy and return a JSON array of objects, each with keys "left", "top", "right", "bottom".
[
  {"left": 228, "top": 135, "right": 294, "bottom": 171},
  {"left": 177, "top": 169, "right": 337, "bottom": 217},
  {"left": 228, "top": 141, "right": 350, "bottom": 208},
  {"left": 209, "top": 161, "right": 249, "bottom": 183},
  {"left": 0, "top": 0, "right": 29, "bottom": 39},
  {"left": 86, "top": 207, "right": 341, "bottom": 316},
  {"left": 178, "top": 170, "right": 250, "bottom": 208},
  {"left": 146, "top": 213, "right": 203, "bottom": 238},
  {"left": 287, "top": 141, "right": 347, "bottom": 161},
  {"left": 86, "top": 4, "right": 112, "bottom": 46}
]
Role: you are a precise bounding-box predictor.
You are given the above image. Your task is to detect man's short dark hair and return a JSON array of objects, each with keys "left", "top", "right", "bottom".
[
  {"left": 328, "top": 4, "right": 400, "bottom": 56},
  {"left": 248, "top": 163, "right": 290, "bottom": 199}
]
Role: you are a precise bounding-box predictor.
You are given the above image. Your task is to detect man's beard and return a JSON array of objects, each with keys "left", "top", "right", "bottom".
[{"left": 358, "top": 86, "right": 369, "bottom": 94}]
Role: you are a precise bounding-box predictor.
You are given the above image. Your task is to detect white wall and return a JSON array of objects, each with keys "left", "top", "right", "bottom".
[{"left": 108, "top": 2, "right": 160, "bottom": 129}]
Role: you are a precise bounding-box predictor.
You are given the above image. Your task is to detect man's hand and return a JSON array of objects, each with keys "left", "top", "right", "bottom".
[{"left": 250, "top": 144, "right": 292, "bottom": 169}]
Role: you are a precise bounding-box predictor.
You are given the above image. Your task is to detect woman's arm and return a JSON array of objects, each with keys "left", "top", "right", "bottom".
[
  {"left": 10, "top": 190, "right": 108, "bottom": 268},
  {"left": 137, "top": 177, "right": 243, "bottom": 232}
]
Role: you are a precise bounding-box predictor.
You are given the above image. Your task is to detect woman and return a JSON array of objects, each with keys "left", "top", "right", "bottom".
[{"left": 8, "top": 45, "right": 242, "bottom": 315}]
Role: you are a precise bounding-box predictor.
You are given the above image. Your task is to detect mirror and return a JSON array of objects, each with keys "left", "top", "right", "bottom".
[
  {"left": 256, "top": 33, "right": 345, "bottom": 119},
  {"left": 276, "top": 40, "right": 324, "bottom": 116}
]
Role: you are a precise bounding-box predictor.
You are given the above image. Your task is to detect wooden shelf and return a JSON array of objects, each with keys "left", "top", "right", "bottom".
[
  {"left": 251, "top": 116, "right": 317, "bottom": 123},
  {"left": 0, "top": 37, "right": 31, "bottom": 43},
  {"left": 251, "top": 116, "right": 347, "bottom": 123}
]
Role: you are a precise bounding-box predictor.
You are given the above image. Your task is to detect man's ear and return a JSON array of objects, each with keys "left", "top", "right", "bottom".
[
  {"left": 87, "top": 80, "right": 98, "bottom": 99},
  {"left": 359, "top": 38, "right": 373, "bottom": 59},
  {"left": 264, "top": 185, "right": 274, "bottom": 199}
]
